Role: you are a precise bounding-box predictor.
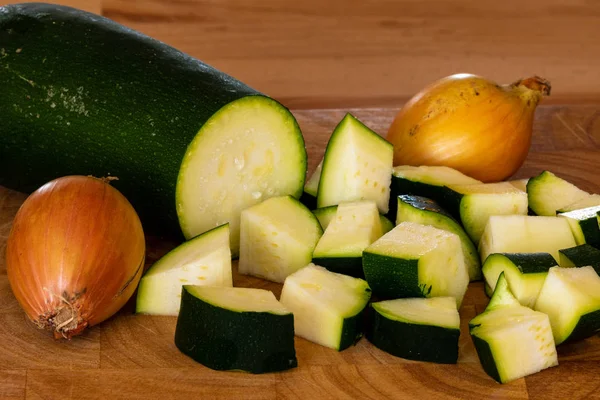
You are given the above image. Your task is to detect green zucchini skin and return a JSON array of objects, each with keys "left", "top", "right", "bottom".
[
  {"left": 362, "top": 253, "right": 425, "bottom": 299},
  {"left": 311, "top": 256, "right": 363, "bottom": 278},
  {"left": 339, "top": 309, "right": 368, "bottom": 351},
  {"left": 498, "top": 253, "right": 558, "bottom": 274},
  {"left": 366, "top": 305, "right": 459, "bottom": 364},
  {"left": 566, "top": 310, "right": 600, "bottom": 344},
  {"left": 388, "top": 178, "right": 459, "bottom": 222},
  {"left": 174, "top": 287, "right": 297, "bottom": 373},
  {"left": 559, "top": 244, "right": 600, "bottom": 274},
  {"left": 471, "top": 335, "right": 502, "bottom": 383},
  {"left": 0, "top": 3, "right": 294, "bottom": 236}
]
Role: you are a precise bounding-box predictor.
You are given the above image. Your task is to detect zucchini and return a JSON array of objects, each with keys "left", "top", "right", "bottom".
[
  {"left": 317, "top": 114, "right": 393, "bottom": 213},
  {"left": 300, "top": 160, "right": 323, "bottom": 210},
  {"left": 174, "top": 286, "right": 297, "bottom": 373},
  {"left": 367, "top": 297, "right": 460, "bottom": 364},
  {"left": 0, "top": 3, "right": 306, "bottom": 246},
  {"left": 396, "top": 195, "right": 481, "bottom": 281},
  {"left": 363, "top": 222, "right": 469, "bottom": 306},
  {"left": 387, "top": 165, "right": 481, "bottom": 221},
  {"left": 481, "top": 253, "right": 556, "bottom": 308},
  {"left": 558, "top": 194, "right": 600, "bottom": 213},
  {"left": 470, "top": 273, "right": 558, "bottom": 384},
  {"left": 534, "top": 266, "right": 600, "bottom": 344},
  {"left": 279, "top": 264, "right": 372, "bottom": 351},
  {"left": 443, "top": 182, "right": 528, "bottom": 245},
  {"left": 479, "top": 215, "right": 576, "bottom": 263},
  {"left": 136, "top": 224, "right": 232, "bottom": 316},
  {"left": 558, "top": 205, "right": 600, "bottom": 248},
  {"left": 312, "top": 201, "right": 383, "bottom": 277},
  {"left": 238, "top": 196, "right": 322, "bottom": 283},
  {"left": 508, "top": 179, "right": 528, "bottom": 192},
  {"left": 527, "top": 171, "right": 590, "bottom": 216},
  {"left": 313, "top": 205, "right": 394, "bottom": 234},
  {"left": 559, "top": 244, "right": 600, "bottom": 273}
]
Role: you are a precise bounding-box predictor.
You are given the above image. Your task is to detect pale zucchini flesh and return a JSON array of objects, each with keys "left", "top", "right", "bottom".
[
  {"left": 136, "top": 224, "right": 232, "bottom": 316},
  {"left": 304, "top": 160, "right": 323, "bottom": 197},
  {"left": 534, "top": 266, "right": 600, "bottom": 344},
  {"left": 238, "top": 196, "right": 322, "bottom": 283},
  {"left": 313, "top": 205, "right": 394, "bottom": 233},
  {"left": 527, "top": 171, "right": 590, "bottom": 216},
  {"left": 446, "top": 182, "right": 528, "bottom": 245},
  {"left": 558, "top": 194, "right": 600, "bottom": 212},
  {"left": 280, "top": 264, "right": 372, "bottom": 350},
  {"left": 396, "top": 195, "right": 481, "bottom": 281},
  {"left": 558, "top": 205, "right": 600, "bottom": 248},
  {"left": 177, "top": 96, "right": 306, "bottom": 255},
  {"left": 478, "top": 215, "right": 576, "bottom": 263},
  {"left": 312, "top": 201, "right": 383, "bottom": 276},
  {"left": 317, "top": 114, "right": 393, "bottom": 213}
]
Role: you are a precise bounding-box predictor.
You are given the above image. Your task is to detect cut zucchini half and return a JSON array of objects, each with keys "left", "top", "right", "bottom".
[
  {"left": 559, "top": 244, "right": 600, "bottom": 273},
  {"left": 174, "top": 286, "right": 296, "bottom": 373},
  {"left": 317, "top": 114, "right": 393, "bottom": 213},
  {"left": 396, "top": 195, "right": 481, "bottom": 281},
  {"left": 526, "top": 171, "right": 590, "bottom": 216},
  {"left": 479, "top": 215, "right": 576, "bottom": 263},
  {"left": 177, "top": 96, "right": 307, "bottom": 256},
  {"left": 387, "top": 165, "right": 481, "bottom": 221},
  {"left": 279, "top": 264, "right": 372, "bottom": 351},
  {"left": 367, "top": 297, "right": 460, "bottom": 364},
  {"left": 482, "top": 253, "right": 556, "bottom": 308},
  {"left": 300, "top": 160, "right": 323, "bottom": 210},
  {"left": 444, "top": 182, "right": 528, "bottom": 245},
  {"left": 136, "top": 224, "right": 232, "bottom": 316},
  {"left": 558, "top": 194, "right": 600, "bottom": 213},
  {"left": 312, "top": 201, "right": 383, "bottom": 277},
  {"left": 534, "top": 266, "right": 600, "bottom": 345},
  {"left": 239, "top": 196, "right": 322, "bottom": 283},
  {"left": 363, "top": 222, "right": 469, "bottom": 307},
  {"left": 558, "top": 205, "right": 600, "bottom": 248},
  {"left": 313, "top": 205, "right": 394, "bottom": 234},
  {"left": 470, "top": 273, "right": 558, "bottom": 384}
]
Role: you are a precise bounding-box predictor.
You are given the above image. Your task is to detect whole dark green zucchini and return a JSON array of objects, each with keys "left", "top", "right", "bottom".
[{"left": 0, "top": 3, "right": 306, "bottom": 244}]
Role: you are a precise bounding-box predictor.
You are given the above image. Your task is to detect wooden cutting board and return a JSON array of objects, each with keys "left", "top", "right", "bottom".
[{"left": 1, "top": 105, "right": 599, "bottom": 400}]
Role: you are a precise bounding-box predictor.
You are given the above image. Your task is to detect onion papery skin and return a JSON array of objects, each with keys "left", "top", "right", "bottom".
[
  {"left": 386, "top": 74, "right": 551, "bottom": 182},
  {"left": 6, "top": 176, "right": 145, "bottom": 339}
]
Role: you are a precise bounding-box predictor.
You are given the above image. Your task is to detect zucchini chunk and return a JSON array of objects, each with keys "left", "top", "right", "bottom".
[
  {"left": 367, "top": 297, "right": 460, "bottom": 364},
  {"left": 482, "top": 253, "right": 556, "bottom": 308},
  {"left": 174, "top": 286, "right": 296, "bottom": 373},
  {"left": 396, "top": 195, "right": 481, "bottom": 281},
  {"left": 558, "top": 194, "right": 600, "bottom": 213},
  {"left": 280, "top": 264, "right": 372, "bottom": 351},
  {"left": 136, "top": 224, "right": 232, "bottom": 316},
  {"left": 317, "top": 114, "right": 393, "bottom": 213},
  {"left": 534, "top": 266, "right": 600, "bottom": 344},
  {"left": 363, "top": 222, "right": 469, "bottom": 306},
  {"left": 470, "top": 273, "right": 558, "bottom": 384},
  {"left": 387, "top": 165, "right": 481, "bottom": 221},
  {"left": 313, "top": 205, "right": 394, "bottom": 234},
  {"left": 239, "top": 196, "right": 322, "bottom": 283},
  {"left": 312, "top": 201, "right": 383, "bottom": 277},
  {"left": 479, "top": 215, "right": 576, "bottom": 263},
  {"left": 443, "top": 182, "right": 528, "bottom": 245},
  {"left": 558, "top": 205, "right": 600, "bottom": 248},
  {"left": 527, "top": 171, "right": 590, "bottom": 216},
  {"left": 559, "top": 244, "right": 600, "bottom": 273}
]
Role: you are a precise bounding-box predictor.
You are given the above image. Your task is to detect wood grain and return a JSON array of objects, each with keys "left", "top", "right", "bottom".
[
  {"left": 0, "top": 105, "right": 600, "bottom": 399},
  {"left": 1, "top": 0, "right": 600, "bottom": 109}
]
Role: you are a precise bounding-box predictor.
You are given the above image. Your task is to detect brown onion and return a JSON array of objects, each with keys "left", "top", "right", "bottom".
[{"left": 6, "top": 176, "right": 145, "bottom": 339}]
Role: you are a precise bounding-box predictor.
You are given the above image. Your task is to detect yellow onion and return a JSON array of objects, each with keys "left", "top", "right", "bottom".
[
  {"left": 6, "top": 176, "right": 145, "bottom": 339},
  {"left": 387, "top": 73, "right": 551, "bottom": 182}
]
